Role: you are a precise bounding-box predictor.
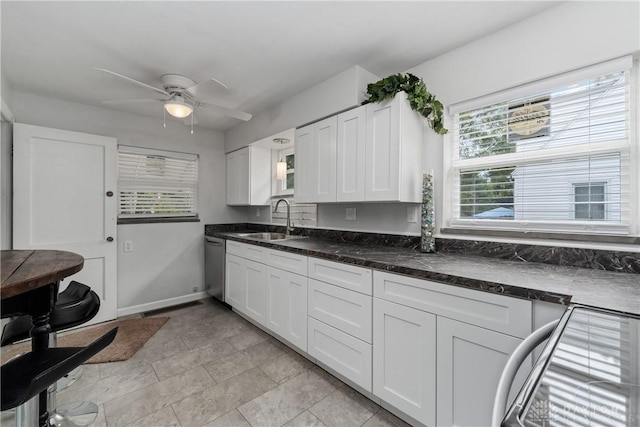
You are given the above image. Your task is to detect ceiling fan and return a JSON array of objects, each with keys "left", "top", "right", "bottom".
[{"left": 94, "top": 68, "right": 252, "bottom": 128}]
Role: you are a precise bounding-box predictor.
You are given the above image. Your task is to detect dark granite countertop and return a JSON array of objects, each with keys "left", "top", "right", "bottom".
[{"left": 208, "top": 230, "right": 640, "bottom": 316}]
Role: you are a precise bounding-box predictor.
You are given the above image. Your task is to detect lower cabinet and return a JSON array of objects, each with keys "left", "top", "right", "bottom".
[
  {"left": 266, "top": 266, "right": 308, "bottom": 352},
  {"left": 372, "top": 298, "right": 436, "bottom": 426},
  {"left": 225, "top": 254, "right": 245, "bottom": 310},
  {"left": 307, "top": 317, "right": 372, "bottom": 391},
  {"left": 436, "top": 317, "right": 530, "bottom": 427}
]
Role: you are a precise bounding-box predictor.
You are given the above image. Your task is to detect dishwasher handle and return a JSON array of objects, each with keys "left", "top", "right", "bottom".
[{"left": 205, "top": 237, "right": 223, "bottom": 246}]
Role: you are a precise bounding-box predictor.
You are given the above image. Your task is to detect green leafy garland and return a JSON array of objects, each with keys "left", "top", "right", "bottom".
[{"left": 363, "top": 73, "right": 447, "bottom": 135}]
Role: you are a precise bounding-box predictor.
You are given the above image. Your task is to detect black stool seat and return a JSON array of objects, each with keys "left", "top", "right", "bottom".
[
  {"left": 1, "top": 283, "right": 100, "bottom": 346},
  {"left": 1, "top": 327, "right": 117, "bottom": 411}
]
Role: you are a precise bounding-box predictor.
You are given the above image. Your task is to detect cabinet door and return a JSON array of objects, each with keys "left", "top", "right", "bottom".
[
  {"left": 365, "top": 96, "right": 401, "bottom": 201},
  {"left": 373, "top": 298, "right": 436, "bottom": 426},
  {"left": 244, "top": 258, "right": 267, "bottom": 326},
  {"left": 226, "top": 148, "right": 250, "bottom": 205},
  {"left": 336, "top": 106, "right": 365, "bottom": 202},
  {"left": 225, "top": 254, "right": 245, "bottom": 309},
  {"left": 294, "top": 125, "right": 314, "bottom": 203},
  {"left": 266, "top": 267, "right": 307, "bottom": 352},
  {"left": 313, "top": 116, "right": 337, "bottom": 202},
  {"left": 436, "top": 317, "right": 530, "bottom": 427}
]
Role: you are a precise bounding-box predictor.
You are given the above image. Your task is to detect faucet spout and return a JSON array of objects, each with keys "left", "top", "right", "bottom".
[{"left": 275, "top": 198, "right": 293, "bottom": 235}]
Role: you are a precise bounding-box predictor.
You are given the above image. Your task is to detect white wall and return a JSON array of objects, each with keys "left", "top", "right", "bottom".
[
  {"left": 6, "top": 91, "right": 246, "bottom": 313},
  {"left": 0, "top": 120, "right": 12, "bottom": 249},
  {"left": 224, "top": 65, "right": 378, "bottom": 153}
]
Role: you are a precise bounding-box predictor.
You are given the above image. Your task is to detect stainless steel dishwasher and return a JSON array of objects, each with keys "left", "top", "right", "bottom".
[{"left": 204, "top": 236, "right": 225, "bottom": 302}]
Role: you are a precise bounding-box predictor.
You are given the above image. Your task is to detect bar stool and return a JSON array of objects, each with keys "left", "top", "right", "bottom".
[{"left": 1, "top": 281, "right": 102, "bottom": 427}]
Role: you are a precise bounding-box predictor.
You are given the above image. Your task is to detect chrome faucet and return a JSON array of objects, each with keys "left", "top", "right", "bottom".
[{"left": 275, "top": 198, "right": 294, "bottom": 235}]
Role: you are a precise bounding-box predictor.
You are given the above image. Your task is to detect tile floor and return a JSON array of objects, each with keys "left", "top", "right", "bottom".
[{"left": 1, "top": 298, "right": 411, "bottom": 427}]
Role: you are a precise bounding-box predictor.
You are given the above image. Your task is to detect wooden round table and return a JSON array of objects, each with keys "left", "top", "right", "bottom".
[{"left": 1, "top": 249, "right": 84, "bottom": 426}]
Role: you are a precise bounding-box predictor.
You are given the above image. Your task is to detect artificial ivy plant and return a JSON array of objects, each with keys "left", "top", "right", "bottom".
[{"left": 363, "top": 73, "right": 448, "bottom": 135}]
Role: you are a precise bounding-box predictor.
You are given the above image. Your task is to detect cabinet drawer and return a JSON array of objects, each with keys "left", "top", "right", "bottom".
[
  {"left": 373, "top": 271, "right": 531, "bottom": 338},
  {"left": 308, "top": 279, "right": 372, "bottom": 343},
  {"left": 227, "top": 241, "right": 268, "bottom": 263},
  {"left": 307, "top": 317, "right": 372, "bottom": 392},
  {"left": 267, "top": 249, "right": 308, "bottom": 275},
  {"left": 308, "top": 257, "right": 372, "bottom": 295}
]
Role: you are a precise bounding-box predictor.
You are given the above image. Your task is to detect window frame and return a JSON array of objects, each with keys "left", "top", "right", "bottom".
[
  {"left": 274, "top": 147, "right": 295, "bottom": 196},
  {"left": 117, "top": 146, "right": 199, "bottom": 223},
  {"left": 442, "top": 56, "right": 638, "bottom": 239}
]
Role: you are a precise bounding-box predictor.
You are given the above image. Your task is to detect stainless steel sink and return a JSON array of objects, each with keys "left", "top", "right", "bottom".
[{"left": 236, "top": 232, "right": 307, "bottom": 241}]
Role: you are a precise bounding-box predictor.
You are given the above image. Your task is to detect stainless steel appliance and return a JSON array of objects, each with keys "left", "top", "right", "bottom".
[
  {"left": 501, "top": 305, "right": 640, "bottom": 426},
  {"left": 204, "top": 236, "right": 225, "bottom": 301}
]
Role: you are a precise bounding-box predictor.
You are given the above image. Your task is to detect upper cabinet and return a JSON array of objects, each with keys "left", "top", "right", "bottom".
[
  {"left": 364, "top": 92, "right": 424, "bottom": 203},
  {"left": 295, "top": 92, "right": 424, "bottom": 204},
  {"left": 226, "top": 146, "right": 271, "bottom": 206},
  {"left": 294, "top": 116, "right": 338, "bottom": 203}
]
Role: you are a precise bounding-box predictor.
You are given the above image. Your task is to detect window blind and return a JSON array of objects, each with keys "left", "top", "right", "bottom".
[
  {"left": 449, "top": 57, "right": 633, "bottom": 235},
  {"left": 118, "top": 147, "right": 198, "bottom": 218}
]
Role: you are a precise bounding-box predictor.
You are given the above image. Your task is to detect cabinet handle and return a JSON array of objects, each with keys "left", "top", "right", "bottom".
[
  {"left": 106, "top": 236, "right": 114, "bottom": 242},
  {"left": 106, "top": 191, "right": 114, "bottom": 197}
]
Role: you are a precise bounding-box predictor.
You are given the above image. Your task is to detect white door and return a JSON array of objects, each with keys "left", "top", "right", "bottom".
[
  {"left": 243, "top": 258, "right": 267, "bottom": 326},
  {"left": 13, "top": 123, "right": 117, "bottom": 326},
  {"left": 225, "top": 254, "right": 245, "bottom": 309},
  {"left": 313, "top": 116, "right": 337, "bottom": 202},
  {"left": 294, "top": 125, "right": 314, "bottom": 203},
  {"left": 337, "top": 105, "right": 366, "bottom": 202}
]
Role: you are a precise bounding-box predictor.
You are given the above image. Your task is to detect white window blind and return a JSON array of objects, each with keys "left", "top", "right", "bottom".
[
  {"left": 448, "top": 57, "right": 633, "bottom": 235},
  {"left": 118, "top": 146, "right": 198, "bottom": 218}
]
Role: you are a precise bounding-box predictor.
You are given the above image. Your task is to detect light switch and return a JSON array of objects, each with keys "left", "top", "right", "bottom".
[
  {"left": 124, "top": 241, "right": 134, "bottom": 252},
  {"left": 346, "top": 207, "right": 357, "bottom": 221}
]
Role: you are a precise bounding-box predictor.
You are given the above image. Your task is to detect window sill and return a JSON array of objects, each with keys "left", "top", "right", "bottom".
[
  {"left": 118, "top": 217, "right": 200, "bottom": 225},
  {"left": 440, "top": 227, "right": 639, "bottom": 246}
]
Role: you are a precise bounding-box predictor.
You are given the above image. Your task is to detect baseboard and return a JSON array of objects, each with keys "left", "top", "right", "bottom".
[{"left": 117, "top": 292, "right": 209, "bottom": 317}]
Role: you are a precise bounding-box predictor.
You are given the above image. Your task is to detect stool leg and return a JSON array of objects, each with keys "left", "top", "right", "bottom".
[
  {"left": 15, "top": 396, "right": 38, "bottom": 427},
  {"left": 46, "top": 334, "right": 98, "bottom": 427}
]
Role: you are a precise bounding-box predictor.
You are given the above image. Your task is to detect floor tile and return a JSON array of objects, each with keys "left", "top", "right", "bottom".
[
  {"left": 227, "top": 326, "right": 271, "bottom": 351},
  {"left": 203, "top": 350, "right": 258, "bottom": 383},
  {"left": 123, "top": 405, "right": 180, "bottom": 427},
  {"left": 103, "top": 366, "right": 215, "bottom": 426},
  {"left": 361, "top": 408, "right": 413, "bottom": 427},
  {"left": 259, "top": 349, "right": 314, "bottom": 384},
  {"left": 238, "top": 367, "right": 339, "bottom": 426},
  {"left": 151, "top": 339, "right": 237, "bottom": 380},
  {"left": 202, "top": 409, "right": 252, "bottom": 427},
  {"left": 172, "top": 367, "right": 277, "bottom": 427},
  {"left": 283, "top": 410, "right": 328, "bottom": 427},
  {"left": 309, "top": 387, "right": 380, "bottom": 427},
  {"left": 241, "top": 338, "right": 288, "bottom": 366}
]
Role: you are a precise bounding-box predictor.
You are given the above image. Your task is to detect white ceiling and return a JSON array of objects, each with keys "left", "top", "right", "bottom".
[{"left": 2, "top": 1, "right": 560, "bottom": 132}]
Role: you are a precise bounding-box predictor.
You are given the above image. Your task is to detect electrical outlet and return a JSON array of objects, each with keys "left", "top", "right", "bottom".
[
  {"left": 346, "top": 207, "right": 357, "bottom": 221},
  {"left": 256, "top": 208, "right": 261, "bottom": 217},
  {"left": 124, "top": 241, "right": 134, "bottom": 252},
  {"left": 407, "top": 206, "right": 418, "bottom": 223},
  {"left": 192, "top": 286, "right": 198, "bottom": 293}
]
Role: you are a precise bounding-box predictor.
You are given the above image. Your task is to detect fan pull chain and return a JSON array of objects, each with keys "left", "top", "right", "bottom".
[
  {"left": 163, "top": 108, "right": 166, "bottom": 128},
  {"left": 191, "top": 113, "right": 194, "bottom": 134}
]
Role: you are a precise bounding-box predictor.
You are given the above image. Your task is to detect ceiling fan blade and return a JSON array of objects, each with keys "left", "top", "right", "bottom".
[
  {"left": 185, "top": 78, "right": 229, "bottom": 98},
  {"left": 102, "top": 98, "right": 164, "bottom": 104},
  {"left": 94, "top": 68, "right": 169, "bottom": 97},
  {"left": 197, "top": 101, "right": 252, "bottom": 121}
]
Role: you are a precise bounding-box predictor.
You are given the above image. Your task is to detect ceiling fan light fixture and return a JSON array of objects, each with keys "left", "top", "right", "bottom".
[{"left": 164, "top": 95, "right": 193, "bottom": 118}]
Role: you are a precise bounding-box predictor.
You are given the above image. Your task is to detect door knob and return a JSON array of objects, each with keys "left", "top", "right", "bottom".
[
  {"left": 106, "top": 237, "right": 114, "bottom": 242},
  {"left": 106, "top": 191, "right": 114, "bottom": 197}
]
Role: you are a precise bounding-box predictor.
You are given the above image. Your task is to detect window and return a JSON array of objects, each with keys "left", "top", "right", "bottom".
[
  {"left": 276, "top": 148, "right": 294, "bottom": 195},
  {"left": 118, "top": 146, "right": 198, "bottom": 219},
  {"left": 446, "top": 56, "right": 634, "bottom": 236},
  {"left": 574, "top": 183, "right": 606, "bottom": 220}
]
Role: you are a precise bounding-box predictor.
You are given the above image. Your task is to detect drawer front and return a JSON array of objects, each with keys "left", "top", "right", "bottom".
[
  {"left": 373, "top": 271, "right": 532, "bottom": 338},
  {"left": 307, "top": 317, "right": 372, "bottom": 392},
  {"left": 243, "top": 243, "right": 268, "bottom": 263},
  {"left": 226, "top": 240, "right": 245, "bottom": 257},
  {"left": 308, "top": 279, "right": 372, "bottom": 343},
  {"left": 308, "top": 257, "right": 372, "bottom": 295},
  {"left": 267, "top": 249, "right": 308, "bottom": 276}
]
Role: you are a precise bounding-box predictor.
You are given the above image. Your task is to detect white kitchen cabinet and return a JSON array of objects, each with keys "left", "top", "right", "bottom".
[
  {"left": 336, "top": 105, "right": 366, "bottom": 202},
  {"left": 307, "top": 257, "right": 372, "bottom": 295},
  {"left": 307, "top": 317, "right": 372, "bottom": 391},
  {"left": 436, "top": 317, "right": 531, "bottom": 427},
  {"left": 266, "top": 266, "right": 308, "bottom": 352},
  {"left": 294, "top": 116, "right": 338, "bottom": 203},
  {"left": 243, "top": 258, "right": 267, "bottom": 326},
  {"left": 225, "top": 254, "right": 245, "bottom": 310},
  {"left": 372, "top": 298, "right": 436, "bottom": 426},
  {"left": 365, "top": 91, "right": 423, "bottom": 202},
  {"left": 226, "top": 146, "right": 271, "bottom": 206}
]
